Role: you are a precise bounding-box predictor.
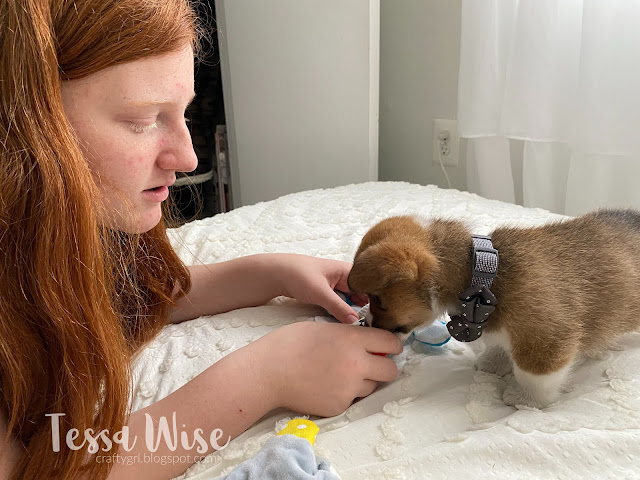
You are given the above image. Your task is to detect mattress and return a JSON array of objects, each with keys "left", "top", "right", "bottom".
[{"left": 131, "top": 182, "right": 640, "bottom": 479}]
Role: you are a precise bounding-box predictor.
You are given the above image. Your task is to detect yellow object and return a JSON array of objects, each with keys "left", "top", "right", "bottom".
[{"left": 276, "top": 418, "right": 320, "bottom": 446}]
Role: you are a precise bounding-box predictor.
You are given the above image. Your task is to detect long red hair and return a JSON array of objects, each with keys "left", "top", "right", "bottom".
[{"left": 0, "top": 0, "right": 201, "bottom": 478}]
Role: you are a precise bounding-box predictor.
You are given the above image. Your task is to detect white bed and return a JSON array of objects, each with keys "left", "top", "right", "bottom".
[{"left": 131, "top": 182, "right": 640, "bottom": 479}]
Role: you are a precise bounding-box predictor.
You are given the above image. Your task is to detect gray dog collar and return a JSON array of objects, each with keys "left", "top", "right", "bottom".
[{"left": 446, "top": 235, "right": 499, "bottom": 342}]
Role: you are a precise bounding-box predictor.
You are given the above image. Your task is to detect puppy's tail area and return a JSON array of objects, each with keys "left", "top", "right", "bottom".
[{"left": 589, "top": 208, "right": 640, "bottom": 232}]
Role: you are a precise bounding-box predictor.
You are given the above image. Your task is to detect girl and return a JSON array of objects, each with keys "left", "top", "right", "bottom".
[{"left": 0, "top": 1, "right": 402, "bottom": 479}]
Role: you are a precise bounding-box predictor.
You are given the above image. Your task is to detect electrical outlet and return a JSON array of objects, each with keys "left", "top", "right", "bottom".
[{"left": 432, "top": 119, "right": 459, "bottom": 167}]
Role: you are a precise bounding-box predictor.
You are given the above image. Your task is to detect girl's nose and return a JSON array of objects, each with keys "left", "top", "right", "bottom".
[{"left": 157, "top": 122, "right": 198, "bottom": 173}]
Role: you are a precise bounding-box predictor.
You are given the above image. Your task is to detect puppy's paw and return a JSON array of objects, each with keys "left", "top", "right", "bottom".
[
  {"left": 475, "top": 347, "right": 512, "bottom": 377},
  {"left": 502, "top": 382, "right": 540, "bottom": 408}
]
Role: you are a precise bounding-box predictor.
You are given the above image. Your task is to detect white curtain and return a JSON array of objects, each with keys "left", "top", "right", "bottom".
[{"left": 458, "top": 0, "right": 640, "bottom": 215}]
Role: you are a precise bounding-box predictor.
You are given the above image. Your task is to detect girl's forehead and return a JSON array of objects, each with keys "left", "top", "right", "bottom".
[{"left": 63, "top": 45, "right": 195, "bottom": 107}]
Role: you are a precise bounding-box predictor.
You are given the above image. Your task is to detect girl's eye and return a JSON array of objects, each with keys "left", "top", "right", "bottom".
[{"left": 129, "top": 122, "right": 158, "bottom": 134}]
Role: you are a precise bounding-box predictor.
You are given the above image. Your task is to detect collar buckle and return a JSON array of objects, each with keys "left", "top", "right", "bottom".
[
  {"left": 472, "top": 247, "right": 499, "bottom": 279},
  {"left": 471, "top": 235, "right": 499, "bottom": 287}
]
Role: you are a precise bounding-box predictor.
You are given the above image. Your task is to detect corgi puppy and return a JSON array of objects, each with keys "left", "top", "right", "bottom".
[{"left": 347, "top": 209, "right": 640, "bottom": 408}]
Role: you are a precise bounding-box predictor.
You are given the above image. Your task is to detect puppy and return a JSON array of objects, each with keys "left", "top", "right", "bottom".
[{"left": 347, "top": 210, "right": 640, "bottom": 408}]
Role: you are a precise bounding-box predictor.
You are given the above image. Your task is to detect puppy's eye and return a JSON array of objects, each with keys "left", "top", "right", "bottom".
[{"left": 370, "top": 295, "right": 387, "bottom": 311}]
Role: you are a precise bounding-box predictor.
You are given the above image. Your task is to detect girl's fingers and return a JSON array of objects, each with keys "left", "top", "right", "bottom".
[
  {"left": 359, "top": 328, "right": 404, "bottom": 356},
  {"left": 320, "top": 289, "right": 360, "bottom": 324},
  {"left": 364, "top": 354, "right": 400, "bottom": 383},
  {"left": 332, "top": 269, "right": 352, "bottom": 294},
  {"left": 355, "top": 379, "right": 378, "bottom": 399}
]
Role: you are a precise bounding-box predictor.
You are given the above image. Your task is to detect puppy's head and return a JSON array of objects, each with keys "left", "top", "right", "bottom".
[{"left": 348, "top": 217, "right": 440, "bottom": 337}]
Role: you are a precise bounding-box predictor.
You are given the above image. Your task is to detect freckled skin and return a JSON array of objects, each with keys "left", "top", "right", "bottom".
[{"left": 61, "top": 44, "right": 198, "bottom": 233}]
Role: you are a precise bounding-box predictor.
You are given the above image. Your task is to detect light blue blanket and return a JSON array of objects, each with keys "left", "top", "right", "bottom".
[{"left": 217, "top": 435, "right": 340, "bottom": 480}]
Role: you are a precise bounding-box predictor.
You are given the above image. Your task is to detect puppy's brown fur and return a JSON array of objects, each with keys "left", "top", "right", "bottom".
[{"left": 348, "top": 210, "right": 640, "bottom": 408}]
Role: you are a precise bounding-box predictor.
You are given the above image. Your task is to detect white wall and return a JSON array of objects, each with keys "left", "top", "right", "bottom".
[
  {"left": 216, "top": 0, "right": 379, "bottom": 208},
  {"left": 379, "top": 0, "right": 467, "bottom": 191}
]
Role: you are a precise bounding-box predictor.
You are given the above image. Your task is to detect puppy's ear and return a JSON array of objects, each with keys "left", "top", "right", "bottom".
[{"left": 348, "top": 241, "right": 439, "bottom": 293}]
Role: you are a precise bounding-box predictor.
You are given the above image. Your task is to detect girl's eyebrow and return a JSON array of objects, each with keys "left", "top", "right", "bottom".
[{"left": 124, "top": 93, "right": 197, "bottom": 108}]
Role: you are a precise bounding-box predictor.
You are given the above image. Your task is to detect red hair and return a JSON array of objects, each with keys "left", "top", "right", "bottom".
[{"left": 0, "top": 0, "right": 200, "bottom": 478}]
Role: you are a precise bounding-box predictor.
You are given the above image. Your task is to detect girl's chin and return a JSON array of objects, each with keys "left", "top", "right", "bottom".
[
  {"left": 131, "top": 208, "right": 164, "bottom": 233},
  {"left": 104, "top": 206, "right": 163, "bottom": 234}
]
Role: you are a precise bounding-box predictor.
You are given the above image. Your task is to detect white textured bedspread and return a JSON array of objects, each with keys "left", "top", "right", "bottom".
[{"left": 131, "top": 182, "right": 640, "bottom": 480}]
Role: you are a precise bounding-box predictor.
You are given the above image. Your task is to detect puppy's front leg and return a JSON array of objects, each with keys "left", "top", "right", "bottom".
[
  {"left": 475, "top": 332, "right": 513, "bottom": 376},
  {"left": 476, "top": 346, "right": 512, "bottom": 377}
]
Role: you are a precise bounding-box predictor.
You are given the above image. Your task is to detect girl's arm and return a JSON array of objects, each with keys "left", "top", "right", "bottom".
[
  {"left": 169, "top": 254, "right": 364, "bottom": 325},
  {"left": 105, "top": 338, "right": 275, "bottom": 480},
  {"left": 106, "top": 320, "right": 402, "bottom": 479},
  {"left": 169, "top": 255, "right": 284, "bottom": 323}
]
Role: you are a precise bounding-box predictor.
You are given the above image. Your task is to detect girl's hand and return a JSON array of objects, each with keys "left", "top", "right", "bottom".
[
  {"left": 271, "top": 254, "right": 368, "bottom": 324},
  {"left": 250, "top": 321, "right": 403, "bottom": 417}
]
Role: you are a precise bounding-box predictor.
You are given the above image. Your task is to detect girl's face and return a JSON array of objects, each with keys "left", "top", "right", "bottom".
[{"left": 61, "top": 44, "right": 198, "bottom": 233}]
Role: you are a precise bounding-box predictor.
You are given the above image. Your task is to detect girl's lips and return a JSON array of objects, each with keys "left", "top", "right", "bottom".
[{"left": 142, "top": 185, "right": 169, "bottom": 202}]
